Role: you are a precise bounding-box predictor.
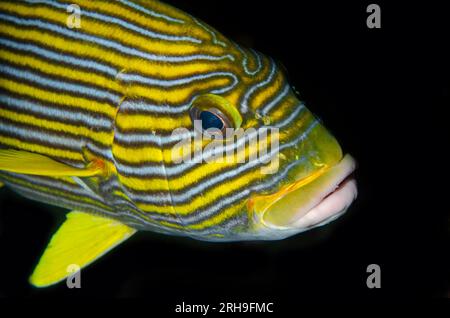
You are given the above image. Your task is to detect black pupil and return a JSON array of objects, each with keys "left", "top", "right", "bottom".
[{"left": 199, "top": 111, "right": 224, "bottom": 130}]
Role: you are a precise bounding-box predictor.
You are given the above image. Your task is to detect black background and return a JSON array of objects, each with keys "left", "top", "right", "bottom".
[{"left": 0, "top": 0, "right": 448, "bottom": 308}]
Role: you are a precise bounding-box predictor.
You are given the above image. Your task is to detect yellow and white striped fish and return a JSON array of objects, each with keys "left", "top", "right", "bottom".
[{"left": 0, "top": 0, "right": 357, "bottom": 287}]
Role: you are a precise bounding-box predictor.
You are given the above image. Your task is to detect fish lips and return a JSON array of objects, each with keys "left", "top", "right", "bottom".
[{"left": 251, "top": 154, "right": 357, "bottom": 231}]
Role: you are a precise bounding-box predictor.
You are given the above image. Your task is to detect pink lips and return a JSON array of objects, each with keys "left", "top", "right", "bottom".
[
  {"left": 291, "top": 177, "right": 357, "bottom": 229},
  {"left": 289, "top": 154, "right": 357, "bottom": 229},
  {"left": 259, "top": 154, "right": 357, "bottom": 230}
]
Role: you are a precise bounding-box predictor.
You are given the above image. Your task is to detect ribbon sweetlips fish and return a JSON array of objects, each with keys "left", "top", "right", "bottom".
[{"left": 0, "top": 0, "right": 357, "bottom": 287}]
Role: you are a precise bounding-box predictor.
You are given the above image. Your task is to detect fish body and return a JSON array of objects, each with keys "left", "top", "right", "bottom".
[{"left": 0, "top": 0, "right": 357, "bottom": 286}]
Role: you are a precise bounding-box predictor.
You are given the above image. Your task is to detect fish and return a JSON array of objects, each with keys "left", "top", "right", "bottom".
[{"left": 0, "top": 0, "right": 357, "bottom": 287}]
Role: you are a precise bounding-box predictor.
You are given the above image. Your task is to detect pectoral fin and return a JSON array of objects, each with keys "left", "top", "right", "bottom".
[
  {"left": 29, "top": 211, "right": 136, "bottom": 287},
  {"left": 0, "top": 149, "right": 104, "bottom": 177}
]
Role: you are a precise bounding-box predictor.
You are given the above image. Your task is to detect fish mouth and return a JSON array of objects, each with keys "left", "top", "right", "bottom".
[{"left": 251, "top": 154, "right": 357, "bottom": 230}]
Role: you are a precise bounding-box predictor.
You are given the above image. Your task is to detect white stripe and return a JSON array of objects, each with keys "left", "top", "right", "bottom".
[
  {"left": 113, "top": 129, "right": 196, "bottom": 145},
  {"left": 121, "top": 120, "right": 319, "bottom": 207},
  {"left": 260, "top": 84, "right": 290, "bottom": 115},
  {"left": 0, "top": 172, "right": 155, "bottom": 226},
  {"left": 192, "top": 17, "right": 227, "bottom": 47},
  {"left": 24, "top": 0, "right": 201, "bottom": 43},
  {"left": 10, "top": 182, "right": 149, "bottom": 227},
  {"left": 0, "top": 37, "right": 118, "bottom": 76},
  {"left": 241, "top": 59, "right": 278, "bottom": 113},
  {"left": 10, "top": 182, "right": 113, "bottom": 214},
  {"left": 0, "top": 119, "right": 84, "bottom": 149},
  {"left": 0, "top": 94, "right": 113, "bottom": 130},
  {"left": 273, "top": 103, "right": 306, "bottom": 128},
  {"left": 182, "top": 160, "right": 305, "bottom": 224},
  {"left": 0, "top": 64, "right": 121, "bottom": 103},
  {"left": 0, "top": 14, "right": 234, "bottom": 63},
  {"left": 143, "top": 156, "right": 310, "bottom": 225},
  {"left": 115, "top": 104, "right": 307, "bottom": 176},
  {"left": 85, "top": 142, "right": 114, "bottom": 161},
  {"left": 4, "top": 172, "right": 105, "bottom": 202},
  {"left": 119, "top": 71, "right": 239, "bottom": 92},
  {"left": 119, "top": 0, "right": 186, "bottom": 24},
  {"left": 118, "top": 99, "right": 191, "bottom": 114},
  {"left": 236, "top": 45, "right": 263, "bottom": 76},
  {"left": 0, "top": 36, "right": 236, "bottom": 96}
]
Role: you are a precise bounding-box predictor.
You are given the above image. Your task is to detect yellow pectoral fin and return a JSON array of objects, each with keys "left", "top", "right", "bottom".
[
  {"left": 0, "top": 181, "right": 4, "bottom": 188},
  {"left": 0, "top": 149, "right": 104, "bottom": 177},
  {"left": 29, "top": 211, "right": 136, "bottom": 288}
]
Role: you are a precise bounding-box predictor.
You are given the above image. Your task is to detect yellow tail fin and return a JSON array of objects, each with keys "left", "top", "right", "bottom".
[{"left": 29, "top": 211, "right": 136, "bottom": 287}]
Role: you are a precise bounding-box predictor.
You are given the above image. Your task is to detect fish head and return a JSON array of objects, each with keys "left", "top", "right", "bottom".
[
  {"left": 165, "top": 49, "right": 357, "bottom": 240},
  {"left": 112, "top": 16, "right": 357, "bottom": 241}
]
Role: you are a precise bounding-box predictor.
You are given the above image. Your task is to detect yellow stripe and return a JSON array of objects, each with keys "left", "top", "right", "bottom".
[
  {"left": 113, "top": 96, "right": 304, "bottom": 166},
  {"left": 0, "top": 135, "right": 83, "bottom": 161},
  {"left": 250, "top": 71, "right": 285, "bottom": 111},
  {"left": 114, "top": 111, "right": 312, "bottom": 174},
  {"left": 115, "top": 113, "right": 191, "bottom": 131},
  {"left": 158, "top": 220, "right": 184, "bottom": 230},
  {"left": 0, "top": 21, "right": 239, "bottom": 106},
  {"left": 134, "top": 160, "right": 276, "bottom": 215},
  {"left": 0, "top": 0, "right": 299, "bottom": 232},
  {"left": 126, "top": 77, "right": 232, "bottom": 104},
  {"left": 0, "top": 173, "right": 112, "bottom": 210},
  {"left": 0, "top": 2, "right": 227, "bottom": 57},
  {"left": 119, "top": 138, "right": 269, "bottom": 190},
  {"left": 0, "top": 47, "right": 123, "bottom": 94},
  {"left": 0, "top": 77, "right": 117, "bottom": 118},
  {"left": 76, "top": 0, "right": 206, "bottom": 39},
  {"left": 187, "top": 203, "right": 245, "bottom": 230},
  {"left": 268, "top": 95, "right": 299, "bottom": 121},
  {"left": 119, "top": 117, "right": 315, "bottom": 216},
  {"left": 0, "top": 108, "right": 113, "bottom": 146},
  {"left": 0, "top": 23, "right": 128, "bottom": 73},
  {"left": 113, "top": 139, "right": 201, "bottom": 165},
  {"left": 112, "top": 144, "right": 163, "bottom": 165},
  {"left": 0, "top": 23, "right": 238, "bottom": 79},
  {"left": 221, "top": 87, "right": 247, "bottom": 111}
]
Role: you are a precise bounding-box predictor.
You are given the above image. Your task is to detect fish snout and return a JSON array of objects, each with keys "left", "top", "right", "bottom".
[{"left": 251, "top": 154, "right": 357, "bottom": 232}]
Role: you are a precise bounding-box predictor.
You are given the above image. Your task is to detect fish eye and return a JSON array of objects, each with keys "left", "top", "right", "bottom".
[
  {"left": 189, "top": 94, "right": 243, "bottom": 137},
  {"left": 190, "top": 107, "right": 232, "bottom": 133}
]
